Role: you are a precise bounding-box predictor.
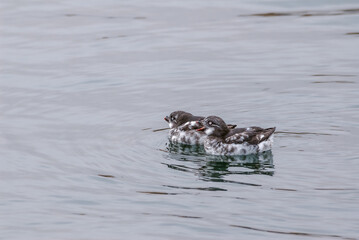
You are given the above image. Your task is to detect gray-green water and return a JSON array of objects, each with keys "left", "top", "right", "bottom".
[{"left": 1, "top": 0, "right": 359, "bottom": 239}]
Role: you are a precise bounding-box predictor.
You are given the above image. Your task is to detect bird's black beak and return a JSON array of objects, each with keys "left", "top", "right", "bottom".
[{"left": 164, "top": 116, "right": 169, "bottom": 122}]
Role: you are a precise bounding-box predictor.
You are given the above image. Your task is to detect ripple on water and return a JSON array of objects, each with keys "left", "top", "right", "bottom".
[{"left": 1, "top": 0, "right": 359, "bottom": 239}]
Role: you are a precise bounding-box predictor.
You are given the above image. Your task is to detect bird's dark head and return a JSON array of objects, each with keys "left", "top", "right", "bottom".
[
  {"left": 164, "top": 111, "right": 193, "bottom": 129},
  {"left": 197, "top": 116, "right": 230, "bottom": 138}
]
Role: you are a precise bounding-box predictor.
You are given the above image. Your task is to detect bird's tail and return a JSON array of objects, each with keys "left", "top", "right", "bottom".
[{"left": 261, "top": 127, "right": 276, "bottom": 142}]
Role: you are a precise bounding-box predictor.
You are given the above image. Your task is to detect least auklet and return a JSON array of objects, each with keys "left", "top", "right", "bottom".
[
  {"left": 197, "top": 116, "right": 275, "bottom": 155},
  {"left": 164, "top": 111, "right": 236, "bottom": 145}
]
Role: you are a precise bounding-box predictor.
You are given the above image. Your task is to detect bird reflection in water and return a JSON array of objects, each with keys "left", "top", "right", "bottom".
[{"left": 165, "top": 142, "right": 274, "bottom": 180}]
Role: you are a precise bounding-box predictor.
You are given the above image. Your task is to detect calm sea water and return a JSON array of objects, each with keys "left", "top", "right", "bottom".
[{"left": 1, "top": 0, "right": 359, "bottom": 239}]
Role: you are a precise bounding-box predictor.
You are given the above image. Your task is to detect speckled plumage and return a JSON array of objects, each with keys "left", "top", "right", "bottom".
[
  {"left": 169, "top": 124, "right": 207, "bottom": 145},
  {"left": 199, "top": 116, "right": 275, "bottom": 155},
  {"left": 164, "top": 111, "right": 237, "bottom": 145},
  {"left": 164, "top": 111, "right": 207, "bottom": 145},
  {"left": 204, "top": 135, "right": 274, "bottom": 155}
]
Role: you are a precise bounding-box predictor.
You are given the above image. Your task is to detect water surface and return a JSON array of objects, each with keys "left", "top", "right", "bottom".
[{"left": 1, "top": 0, "right": 359, "bottom": 239}]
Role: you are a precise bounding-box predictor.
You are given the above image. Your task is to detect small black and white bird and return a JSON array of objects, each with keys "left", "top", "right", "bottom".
[
  {"left": 164, "top": 111, "right": 236, "bottom": 145},
  {"left": 197, "top": 116, "right": 275, "bottom": 155}
]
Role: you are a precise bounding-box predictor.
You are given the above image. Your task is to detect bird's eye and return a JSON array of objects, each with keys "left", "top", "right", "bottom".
[
  {"left": 208, "top": 121, "right": 213, "bottom": 125},
  {"left": 171, "top": 117, "right": 175, "bottom": 121}
]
